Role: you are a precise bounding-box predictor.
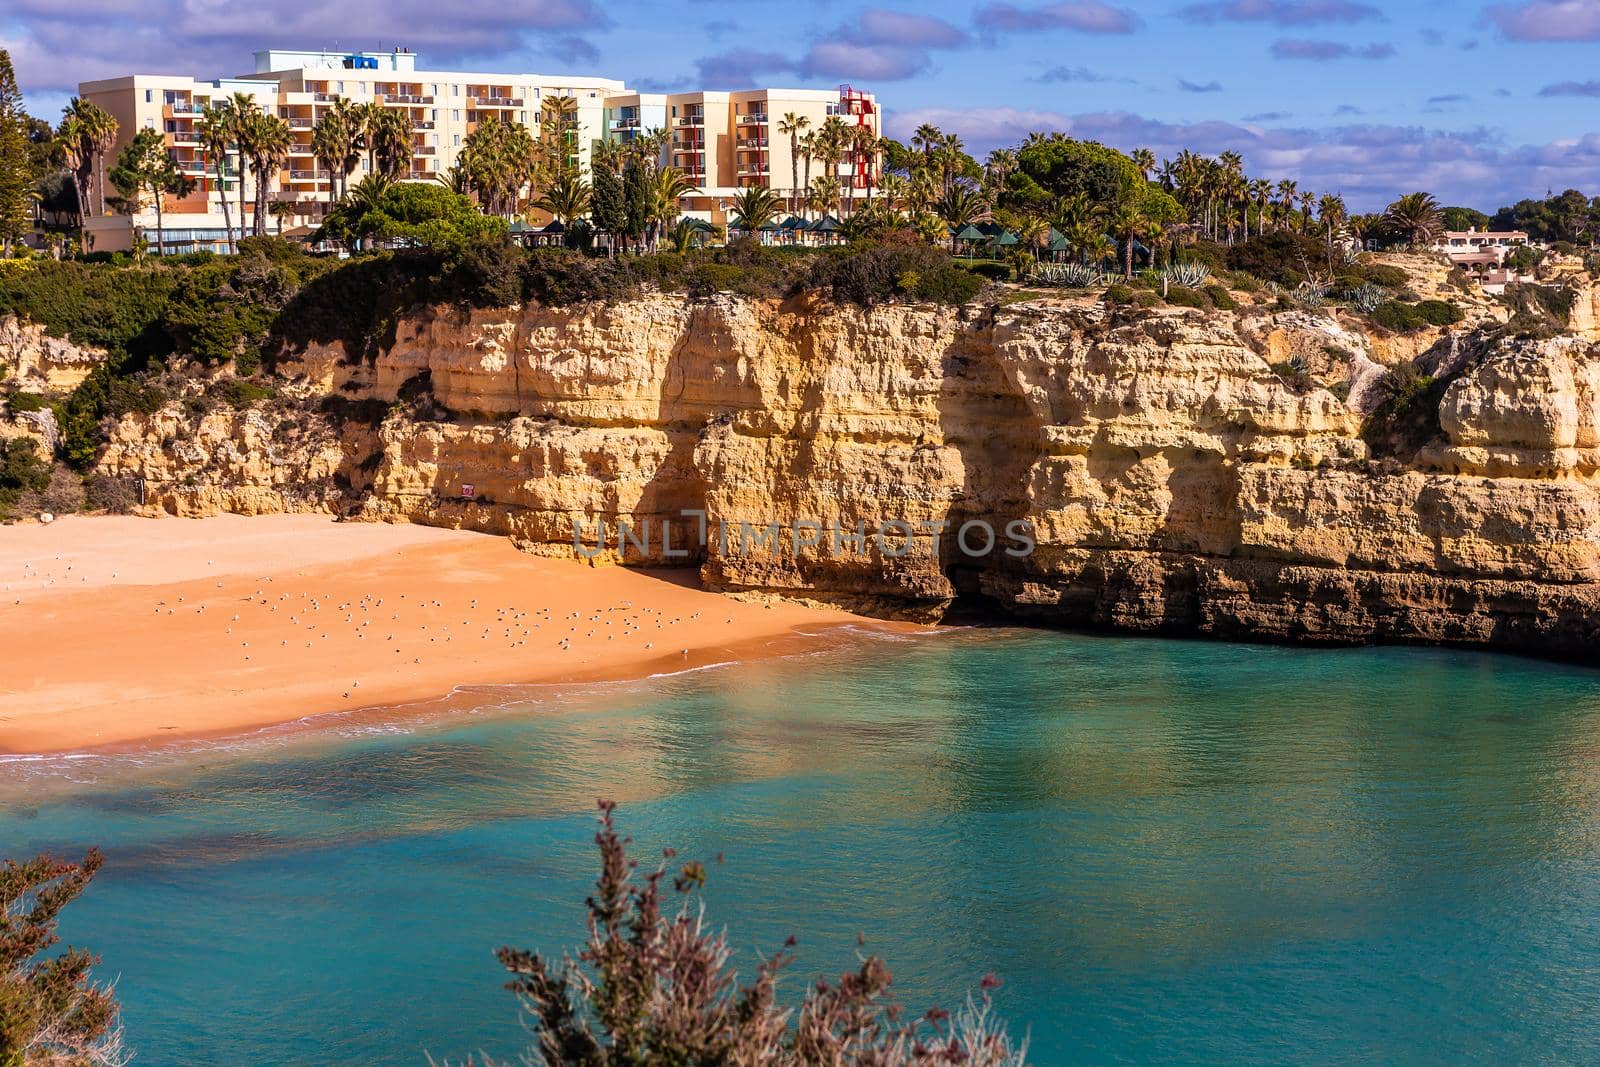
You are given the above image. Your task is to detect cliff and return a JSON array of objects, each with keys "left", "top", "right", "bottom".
[{"left": 97, "top": 291, "right": 1600, "bottom": 659}]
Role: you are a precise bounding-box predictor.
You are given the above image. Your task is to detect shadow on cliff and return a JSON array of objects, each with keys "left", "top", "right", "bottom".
[{"left": 936, "top": 305, "right": 1045, "bottom": 618}]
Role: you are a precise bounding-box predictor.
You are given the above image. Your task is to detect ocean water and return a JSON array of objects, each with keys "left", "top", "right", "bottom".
[{"left": 4, "top": 628, "right": 1600, "bottom": 1065}]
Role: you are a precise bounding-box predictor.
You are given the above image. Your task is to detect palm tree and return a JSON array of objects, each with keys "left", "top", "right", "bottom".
[
  {"left": 353, "top": 101, "right": 384, "bottom": 175},
  {"left": 312, "top": 99, "right": 362, "bottom": 206},
  {"left": 935, "top": 184, "right": 984, "bottom": 249},
  {"left": 1131, "top": 148, "right": 1155, "bottom": 181},
  {"left": 52, "top": 116, "right": 92, "bottom": 227},
  {"left": 1109, "top": 191, "right": 1157, "bottom": 280},
  {"left": 877, "top": 172, "right": 909, "bottom": 220},
  {"left": 1319, "top": 192, "right": 1347, "bottom": 263},
  {"left": 1247, "top": 178, "right": 1271, "bottom": 241},
  {"left": 797, "top": 130, "right": 818, "bottom": 218},
  {"left": 228, "top": 92, "right": 262, "bottom": 240},
  {"left": 1382, "top": 191, "right": 1444, "bottom": 249},
  {"left": 246, "top": 112, "right": 291, "bottom": 236},
  {"left": 268, "top": 198, "right": 295, "bottom": 235},
  {"left": 62, "top": 99, "right": 117, "bottom": 217},
  {"left": 911, "top": 123, "right": 941, "bottom": 170},
  {"left": 648, "top": 167, "right": 697, "bottom": 248},
  {"left": 1276, "top": 178, "right": 1298, "bottom": 232},
  {"left": 1015, "top": 215, "right": 1050, "bottom": 263},
  {"left": 729, "top": 184, "right": 781, "bottom": 235},
  {"left": 369, "top": 108, "right": 416, "bottom": 181},
  {"left": 807, "top": 175, "right": 842, "bottom": 224},
  {"left": 198, "top": 103, "right": 239, "bottom": 252},
  {"left": 535, "top": 169, "right": 591, "bottom": 226},
  {"left": 777, "top": 112, "right": 810, "bottom": 217},
  {"left": 60, "top": 100, "right": 118, "bottom": 219}
]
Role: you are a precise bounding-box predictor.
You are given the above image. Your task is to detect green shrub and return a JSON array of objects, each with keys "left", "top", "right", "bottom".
[
  {"left": 1220, "top": 269, "right": 1263, "bottom": 292},
  {"left": 1363, "top": 365, "right": 1446, "bottom": 456},
  {"left": 1371, "top": 300, "right": 1430, "bottom": 332},
  {"left": 1204, "top": 285, "right": 1239, "bottom": 310},
  {"left": 1353, "top": 263, "right": 1409, "bottom": 289},
  {"left": 1104, "top": 284, "right": 1134, "bottom": 305},
  {"left": 0, "top": 437, "right": 52, "bottom": 517},
  {"left": 1164, "top": 285, "right": 1206, "bottom": 308},
  {"left": 1225, "top": 232, "right": 1327, "bottom": 287},
  {"left": 5, "top": 391, "right": 49, "bottom": 413},
  {"left": 211, "top": 379, "right": 277, "bottom": 409},
  {"left": 1414, "top": 299, "right": 1463, "bottom": 326},
  {"left": 809, "top": 241, "right": 982, "bottom": 306},
  {"left": 958, "top": 259, "right": 1011, "bottom": 282},
  {"left": 1181, "top": 240, "right": 1228, "bottom": 271}
]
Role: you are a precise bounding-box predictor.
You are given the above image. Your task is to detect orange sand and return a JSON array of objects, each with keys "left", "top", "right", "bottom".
[{"left": 0, "top": 514, "right": 881, "bottom": 755}]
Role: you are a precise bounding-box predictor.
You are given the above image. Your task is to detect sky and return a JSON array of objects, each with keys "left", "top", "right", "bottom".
[{"left": 5, "top": 0, "right": 1600, "bottom": 212}]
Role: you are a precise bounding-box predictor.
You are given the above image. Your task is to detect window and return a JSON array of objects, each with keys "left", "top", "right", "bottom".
[
  {"left": 430, "top": 108, "right": 437, "bottom": 120},
  {"left": 453, "top": 134, "right": 461, "bottom": 146},
  {"left": 144, "top": 89, "right": 153, "bottom": 103},
  {"left": 520, "top": 111, "right": 528, "bottom": 123},
  {"left": 452, "top": 84, "right": 460, "bottom": 96},
  {"left": 452, "top": 109, "right": 460, "bottom": 121},
  {"left": 429, "top": 83, "right": 437, "bottom": 95}
]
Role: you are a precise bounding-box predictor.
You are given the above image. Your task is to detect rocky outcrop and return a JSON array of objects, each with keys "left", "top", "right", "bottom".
[
  {"left": 98, "top": 404, "right": 378, "bottom": 517},
  {"left": 101, "top": 293, "right": 1600, "bottom": 658},
  {"left": 0, "top": 315, "right": 104, "bottom": 392}
]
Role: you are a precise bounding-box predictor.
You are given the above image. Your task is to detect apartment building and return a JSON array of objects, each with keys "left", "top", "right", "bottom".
[
  {"left": 76, "top": 50, "right": 877, "bottom": 251},
  {"left": 651, "top": 86, "right": 879, "bottom": 223}
]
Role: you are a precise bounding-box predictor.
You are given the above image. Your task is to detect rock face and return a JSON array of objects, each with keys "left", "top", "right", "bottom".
[
  {"left": 0, "top": 315, "right": 104, "bottom": 392},
  {"left": 102, "top": 294, "right": 1600, "bottom": 659}
]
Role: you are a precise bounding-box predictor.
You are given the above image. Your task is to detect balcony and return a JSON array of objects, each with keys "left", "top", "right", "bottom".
[
  {"left": 737, "top": 112, "right": 768, "bottom": 125},
  {"left": 169, "top": 132, "right": 202, "bottom": 146},
  {"left": 166, "top": 101, "right": 200, "bottom": 114},
  {"left": 610, "top": 117, "right": 641, "bottom": 129},
  {"left": 314, "top": 92, "right": 339, "bottom": 102},
  {"left": 737, "top": 138, "right": 767, "bottom": 149},
  {"left": 677, "top": 114, "right": 704, "bottom": 127},
  {"left": 383, "top": 94, "right": 433, "bottom": 104},
  {"left": 289, "top": 168, "right": 319, "bottom": 180},
  {"left": 414, "top": 146, "right": 436, "bottom": 156},
  {"left": 286, "top": 117, "right": 314, "bottom": 128},
  {"left": 737, "top": 164, "right": 770, "bottom": 177},
  {"left": 416, "top": 120, "right": 435, "bottom": 130},
  {"left": 472, "top": 97, "right": 522, "bottom": 107}
]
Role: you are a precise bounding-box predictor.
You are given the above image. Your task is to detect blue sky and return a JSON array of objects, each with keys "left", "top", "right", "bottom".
[{"left": 6, "top": 0, "right": 1600, "bottom": 211}]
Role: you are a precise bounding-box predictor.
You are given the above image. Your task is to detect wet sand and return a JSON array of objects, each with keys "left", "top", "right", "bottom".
[{"left": 0, "top": 514, "right": 885, "bottom": 754}]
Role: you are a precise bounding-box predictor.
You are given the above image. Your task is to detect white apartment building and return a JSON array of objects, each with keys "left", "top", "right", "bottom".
[{"left": 76, "top": 49, "right": 880, "bottom": 252}]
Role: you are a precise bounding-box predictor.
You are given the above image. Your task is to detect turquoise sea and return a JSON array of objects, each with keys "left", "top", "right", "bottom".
[{"left": 4, "top": 628, "right": 1600, "bottom": 1065}]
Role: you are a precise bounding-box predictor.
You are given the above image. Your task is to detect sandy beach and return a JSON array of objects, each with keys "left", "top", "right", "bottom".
[{"left": 0, "top": 514, "right": 881, "bottom": 755}]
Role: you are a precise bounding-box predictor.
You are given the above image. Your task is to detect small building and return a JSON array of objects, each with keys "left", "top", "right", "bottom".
[{"left": 1432, "top": 227, "right": 1529, "bottom": 266}]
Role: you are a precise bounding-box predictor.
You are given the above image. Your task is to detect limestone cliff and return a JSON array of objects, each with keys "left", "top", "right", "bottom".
[
  {"left": 0, "top": 315, "right": 104, "bottom": 392},
  {"left": 99, "top": 292, "right": 1600, "bottom": 659}
]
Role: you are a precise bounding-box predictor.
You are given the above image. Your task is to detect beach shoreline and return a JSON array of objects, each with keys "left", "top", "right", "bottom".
[{"left": 0, "top": 514, "right": 908, "bottom": 757}]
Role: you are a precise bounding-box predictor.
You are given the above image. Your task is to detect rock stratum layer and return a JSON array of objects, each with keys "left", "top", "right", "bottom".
[{"left": 100, "top": 293, "right": 1600, "bottom": 659}]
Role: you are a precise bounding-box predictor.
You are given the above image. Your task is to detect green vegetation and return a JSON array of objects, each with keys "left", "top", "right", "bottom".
[
  {"left": 318, "top": 180, "right": 507, "bottom": 254},
  {"left": 1370, "top": 299, "right": 1464, "bottom": 332},
  {"left": 0, "top": 436, "right": 50, "bottom": 518},
  {"left": 1362, "top": 365, "right": 1447, "bottom": 456},
  {"left": 0, "top": 849, "right": 121, "bottom": 1065}
]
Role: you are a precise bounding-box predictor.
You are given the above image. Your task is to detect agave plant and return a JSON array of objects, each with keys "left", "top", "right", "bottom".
[
  {"left": 1345, "top": 283, "right": 1388, "bottom": 313},
  {"left": 1291, "top": 281, "right": 1327, "bottom": 308},
  {"left": 1031, "top": 262, "right": 1104, "bottom": 288},
  {"left": 1163, "top": 261, "right": 1212, "bottom": 288}
]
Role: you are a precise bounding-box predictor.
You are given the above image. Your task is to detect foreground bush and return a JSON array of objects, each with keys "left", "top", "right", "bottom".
[
  {"left": 0, "top": 849, "right": 124, "bottom": 1066},
  {"left": 489, "top": 801, "right": 1026, "bottom": 1066}
]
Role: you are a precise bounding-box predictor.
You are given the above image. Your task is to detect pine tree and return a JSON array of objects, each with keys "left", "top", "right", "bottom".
[
  {"left": 0, "top": 50, "right": 32, "bottom": 254},
  {"left": 622, "top": 159, "right": 650, "bottom": 254},
  {"left": 590, "top": 159, "right": 625, "bottom": 256}
]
